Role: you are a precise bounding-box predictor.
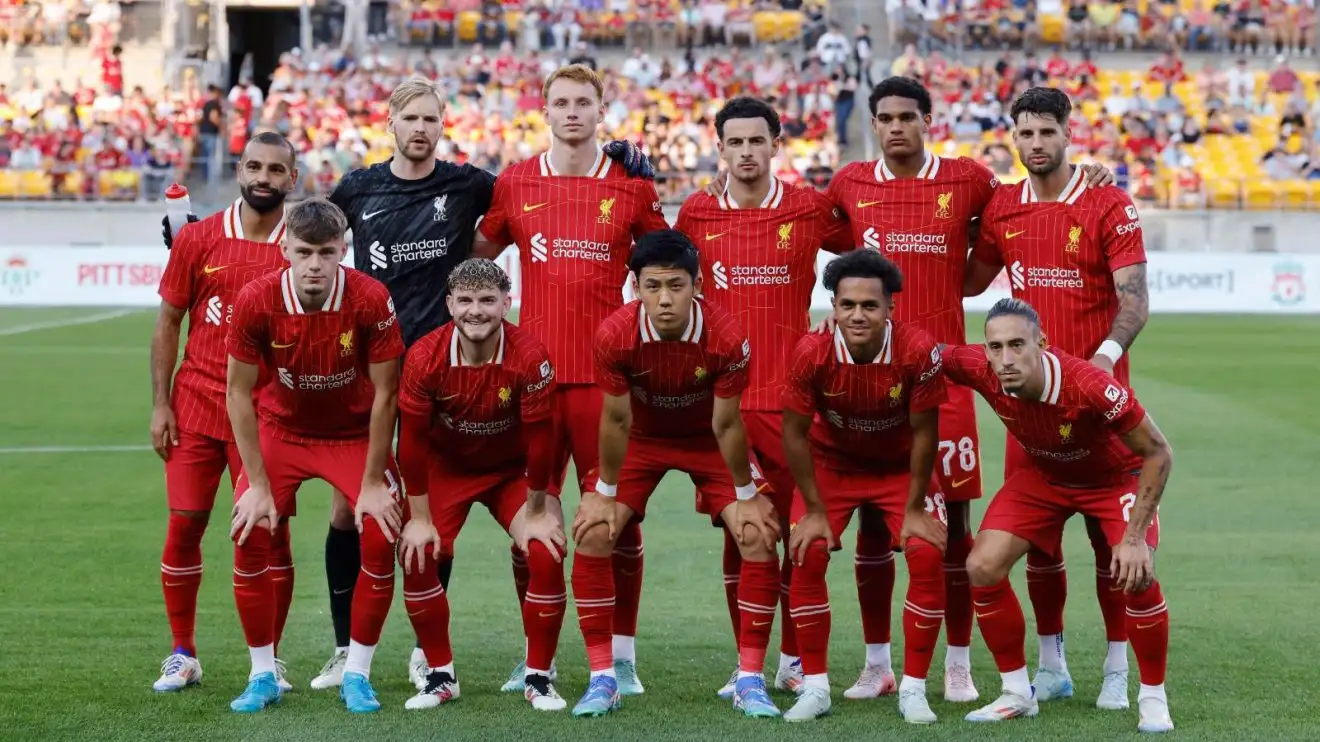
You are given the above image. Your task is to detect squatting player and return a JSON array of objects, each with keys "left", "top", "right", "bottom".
[
  {"left": 781, "top": 250, "right": 951, "bottom": 724},
  {"left": 824, "top": 75, "right": 1113, "bottom": 702},
  {"left": 675, "top": 95, "right": 851, "bottom": 698},
  {"left": 150, "top": 131, "right": 297, "bottom": 693},
  {"left": 965, "top": 86, "right": 1151, "bottom": 707},
  {"left": 943, "top": 298, "right": 1172, "bottom": 734},
  {"left": 477, "top": 63, "right": 670, "bottom": 694},
  {"left": 569, "top": 231, "right": 783, "bottom": 719},
  {"left": 225, "top": 199, "right": 406, "bottom": 714},
  {"left": 395, "top": 259, "right": 569, "bottom": 712}
]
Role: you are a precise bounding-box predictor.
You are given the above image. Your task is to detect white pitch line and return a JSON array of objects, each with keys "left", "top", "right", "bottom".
[
  {"left": 0, "top": 309, "right": 141, "bottom": 337},
  {"left": 0, "top": 444, "right": 153, "bottom": 455}
]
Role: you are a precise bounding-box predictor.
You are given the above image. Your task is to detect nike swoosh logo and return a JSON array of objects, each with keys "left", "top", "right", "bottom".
[
  {"left": 372, "top": 584, "right": 393, "bottom": 591},
  {"left": 916, "top": 622, "right": 940, "bottom": 630},
  {"left": 752, "top": 620, "right": 772, "bottom": 627},
  {"left": 164, "top": 581, "right": 188, "bottom": 587},
  {"left": 1137, "top": 621, "right": 1162, "bottom": 629},
  {"left": 439, "top": 394, "right": 461, "bottom": 401},
  {"left": 952, "top": 477, "right": 974, "bottom": 488},
  {"left": 363, "top": 209, "right": 387, "bottom": 221},
  {"left": 856, "top": 200, "right": 882, "bottom": 208},
  {"left": 523, "top": 202, "right": 548, "bottom": 213},
  {"left": 271, "top": 341, "right": 296, "bottom": 349},
  {"left": 538, "top": 611, "right": 561, "bottom": 618},
  {"left": 579, "top": 613, "right": 602, "bottom": 621},
  {"left": 1004, "top": 229, "right": 1026, "bottom": 240},
  {"left": 997, "top": 413, "right": 1014, "bottom": 420},
  {"left": 332, "top": 588, "right": 353, "bottom": 595},
  {"left": 797, "top": 621, "right": 818, "bottom": 628},
  {"left": 203, "top": 265, "right": 228, "bottom": 274},
  {"left": 705, "top": 231, "right": 730, "bottom": 241},
  {"left": 823, "top": 391, "right": 846, "bottom": 397},
  {"left": 408, "top": 609, "right": 426, "bottom": 617},
  {"left": 618, "top": 569, "right": 642, "bottom": 577},
  {"left": 975, "top": 610, "right": 1000, "bottom": 619}
]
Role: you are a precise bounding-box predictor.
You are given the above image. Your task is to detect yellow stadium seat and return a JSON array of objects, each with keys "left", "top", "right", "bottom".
[
  {"left": 1040, "top": 13, "right": 1064, "bottom": 44},
  {"left": 1244, "top": 180, "right": 1279, "bottom": 210},
  {"left": 0, "top": 170, "right": 18, "bottom": 198},
  {"left": 1206, "top": 177, "right": 1240, "bottom": 209},
  {"left": 1278, "top": 179, "right": 1309, "bottom": 210},
  {"left": 457, "top": 11, "right": 480, "bottom": 42},
  {"left": 18, "top": 170, "right": 51, "bottom": 198}
]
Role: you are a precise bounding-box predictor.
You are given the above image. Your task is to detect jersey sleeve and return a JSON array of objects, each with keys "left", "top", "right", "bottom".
[
  {"left": 673, "top": 198, "right": 697, "bottom": 240},
  {"left": 781, "top": 337, "right": 820, "bottom": 416},
  {"left": 970, "top": 204, "right": 1004, "bottom": 270},
  {"left": 631, "top": 180, "right": 670, "bottom": 239},
  {"left": 908, "top": 336, "right": 948, "bottom": 414},
  {"left": 966, "top": 157, "right": 1000, "bottom": 213},
  {"left": 518, "top": 346, "right": 557, "bottom": 424},
  {"left": 478, "top": 172, "right": 514, "bottom": 246},
  {"left": 227, "top": 285, "right": 266, "bottom": 365},
  {"left": 823, "top": 165, "right": 853, "bottom": 218},
  {"left": 713, "top": 333, "right": 752, "bottom": 398},
  {"left": 157, "top": 223, "right": 200, "bottom": 309},
  {"left": 593, "top": 322, "right": 632, "bottom": 396},
  {"left": 1099, "top": 195, "right": 1147, "bottom": 273},
  {"left": 939, "top": 343, "right": 986, "bottom": 389},
  {"left": 364, "top": 287, "right": 405, "bottom": 363},
  {"left": 1082, "top": 373, "right": 1147, "bottom": 436},
  {"left": 811, "top": 189, "right": 854, "bottom": 254},
  {"left": 398, "top": 334, "right": 437, "bottom": 416}
]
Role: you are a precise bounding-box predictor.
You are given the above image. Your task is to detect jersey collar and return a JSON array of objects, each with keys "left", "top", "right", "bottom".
[
  {"left": 639, "top": 300, "right": 704, "bottom": 343},
  {"left": 717, "top": 176, "right": 784, "bottom": 210},
  {"left": 874, "top": 151, "right": 940, "bottom": 183},
  {"left": 538, "top": 147, "right": 611, "bottom": 178},
  {"left": 1005, "top": 350, "right": 1063, "bottom": 403},
  {"left": 224, "top": 198, "right": 287, "bottom": 243},
  {"left": 280, "top": 265, "right": 345, "bottom": 314},
  {"left": 832, "top": 321, "right": 893, "bottom": 364},
  {"left": 449, "top": 323, "right": 506, "bottom": 366},
  {"left": 1021, "top": 166, "right": 1087, "bottom": 205}
]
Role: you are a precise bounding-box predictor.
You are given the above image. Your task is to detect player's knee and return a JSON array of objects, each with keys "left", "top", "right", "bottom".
[
  {"left": 965, "top": 547, "right": 1010, "bottom": 588},
  {"left": 574, "top": 522, "right": 615, "bottom": 556},
  {"left": 526, "top": 541, "right": 567, "bottom": 581},
  {"left": 735, "top": 533, "right": 776, "bottom": 562},
  {"left": 328, "top": 489, "right": 354, "bottom": 530},
  {"left": 797, "top": 543, "right": 831, "bottom": 576},
  {"left": 1126, "top": 580, "right": 1164, "bottom": 610},
  {"left": 170, "top": 508, "right": 211, "bottom": 523},
  {"left": 614, "top": 518, "right": 643, "bottom": 546},
  {"left": 357, "top": 521, "right": 397, "bottom": 568}
]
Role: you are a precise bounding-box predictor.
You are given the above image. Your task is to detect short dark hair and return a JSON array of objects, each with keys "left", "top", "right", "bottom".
[
  {"left": 1010, "top": 87, "right": 1072, "bottom": 127},
  {"left": 285, "top": 198, "right": 347, "bottom": 246},
  {"left": 868, "top": 75, "right": 933, "bottom": 117},
  {"left": 447, "top": 258, "right": 512, "bottom": 294},
  {"left": 823, "top": 250, "right": 904, "bottom": 297},
  {"left": 244, "top": 131, "right": 298, "bottom": 167},
  {"left": 629, "top": 229, "right": 700, "bottom": 278},
  {"left": 986, "top": 297, "right": 1042, "bottom": 330},
  {"left": 715, "top": 96, "right": 782, "bottom": 140}
]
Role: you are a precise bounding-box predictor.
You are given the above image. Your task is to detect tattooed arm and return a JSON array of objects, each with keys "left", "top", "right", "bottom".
[
  {"left": 1111, "top": 413, "right": 1173, "bottom": 592},
  {"left": 1093, "top": 263, "right": 1149, "bottom": 372}
]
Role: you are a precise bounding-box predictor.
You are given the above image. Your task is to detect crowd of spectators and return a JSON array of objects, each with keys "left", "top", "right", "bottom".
[{"left": 0, "top": 0, "right": 126, "bottom": 49}]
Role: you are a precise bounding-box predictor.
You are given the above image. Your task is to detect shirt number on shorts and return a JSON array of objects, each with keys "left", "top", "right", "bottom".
[
  {"left": 938, "top": 436, "right": 977, "bottom": 477},
  {"left": 1119, "top": 492, "right": 1136, "bottom": 523},
  {"left": 924, "top": 492, "right": 948, "bottom": 525}
]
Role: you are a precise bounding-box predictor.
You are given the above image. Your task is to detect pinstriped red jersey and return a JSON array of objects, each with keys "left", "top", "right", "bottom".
[
  {"left": 826, "top": 153, "right": 999, "bottom": 344},
  {"left": 595, "top": 298, "right": 750, "bottom": 440},
  {"left": 942, "top": 344, "right": 1145, "bottom": 487},
  {"left": 227, "top": 266, "right": 405, "bottom": 444},
  {"left": 157, "top": 198, "right": 288, "bottom": 441},
  {"left": 399, "top": 321, "right": 556, "bottom": 473},
  {"left": 783, "top": 320, "right": 946, "bottom": 474},
  {"left": 675, "top": 177, "right": 851, "bottom": 411},
  {"left": 479, "top": 150, "right": 670, "bottom": 385},
  {"left": 971, "top": 167, "right": 1146, "bottom": 385}
]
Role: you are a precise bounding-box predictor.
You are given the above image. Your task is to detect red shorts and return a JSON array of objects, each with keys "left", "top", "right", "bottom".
[
  {"left": 934, "top": 385, "right": 983, "bottom": 503},
  {"left": 165, "top": 429, "right": 242, "bottom": 512},
  {"left": 980, "top": 466, "right": 1161, "bottom": 560},
  {"left": 742, "top": 410, "right": 793, "bottom": 516},
  {"left": 1003, "top": 433, "right": 1030, "bottom": 478},
  {"left": 549, "top": 384, "right": 601, "bottom": 498},
  {"left": 427, "top": 464, "right": 526, "bottom": 558},
  {"left": 789, "top": 464, "right": 945, "bottom": 549},
  {"left": 620, "top": 436, "right": 756, "bottom": 523},
  {"left": 233, "top": 427, "right": 402, "bottom": 517}
]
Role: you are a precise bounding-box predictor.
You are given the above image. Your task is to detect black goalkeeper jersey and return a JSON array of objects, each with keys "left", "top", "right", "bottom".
[{"left": 330, "top": 159, "right": 496, "bottom": 346}]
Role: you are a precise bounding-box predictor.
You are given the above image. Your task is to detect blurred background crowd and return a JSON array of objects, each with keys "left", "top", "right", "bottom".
[{"left": 0, "top": 0, "right": 1316, "bottom": 209}]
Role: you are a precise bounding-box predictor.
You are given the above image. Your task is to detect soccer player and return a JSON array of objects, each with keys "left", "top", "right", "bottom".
[
  {"left": 395, "top": 258, "right": 569, "bottom": 711},
  {"left": 150, "top": 131, "right": 297, "bottom": 692},
  {"left": 477, "top": 63, "right": 670, "bottom": 694},
  {"left": 569, "top": 230, "right": 782, "bottom": 719},
  {"left": 965, "top": 86, "right": 1151, "bottom": 708},
  {"left": 942, "top": 298, "right": 1172, "bottom": 734},
  {"left": 780, "top": 250, "right": 951, "bottom": 724},
  {"left": 322, "top": 75, "right": 653, "bottom": 690},
  {"left": 675, "top": 95, "right": 851, "bottom": 697},
  {"left": 822, "top": 75, "right": 1113, "bottom": 702},
  {"left": 225, "top": 199, "right": 406, "bottom": 714}
]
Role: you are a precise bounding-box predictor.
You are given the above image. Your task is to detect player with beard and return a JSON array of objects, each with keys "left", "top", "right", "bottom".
[
  {"left": 317, "top": 76, "right": 655, "bottom": 692},
  {"left": 151, "top": 131, "right": 298, "bottom": 693}
]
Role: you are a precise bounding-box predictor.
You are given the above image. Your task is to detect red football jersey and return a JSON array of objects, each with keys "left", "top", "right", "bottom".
[
  {"left": 399, "top": 320, "right": 556, "bottom": 473},
  {"left": 595, "top": 298, "right": 750, "bottom": 440},
  {"left": 942, "top": 344, "right": 1145, "bottom": 486},
  {"left": 479, "top": 149, "right": 670, "bottom": 385},
  {"left": 675, "top": 177, "right": 851, "bottom": 411},
  {"left": 972, "top": 167, "right": 1147, "bottom": 384},
  {"left": 826, "top": 153, "right": 998, "bottom": 344},
  {"left": 157, "top": 198, "right": 288, "bottom": 440},
  {"left": 783, "top": 320, "right": 946, "bottom": 474},
  {"left": 228, "top": 266, "right": 405, "bottom": 443}
]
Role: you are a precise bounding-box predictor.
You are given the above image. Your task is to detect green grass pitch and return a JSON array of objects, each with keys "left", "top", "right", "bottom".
[{"left": 1, "top": 308, "right": 1318, "bottom": 741}]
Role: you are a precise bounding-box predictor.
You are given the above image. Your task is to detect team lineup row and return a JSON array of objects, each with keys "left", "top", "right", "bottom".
[{"left": 148, "top": 65, "right": 1172, "bottom": 732}]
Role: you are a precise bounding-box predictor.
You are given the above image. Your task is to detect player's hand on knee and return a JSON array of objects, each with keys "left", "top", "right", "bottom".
[
  {"left": 572, "top": 491, "right": 618, "bottom": 545},
  {"left": 732, "top": 495, "right": 780, "bottom": 553},
  {"left": 1109, "top": 540, "right": 1154, "bottom": 594},
  {"left": 518, "top": 505, "right": 568, "bottom": 562},
  {"left": 149, "top": 404, "right": 179, "bottom": 461},
  {"left": 230, "top": 483, "right": 278, "bottom": 545},
  {"left": 355, "top": 480, "right": 402, "bottom": 543},
  {"left": 901, "top": 507, "right": 948, "bottom": 554},
  {"left": 400, "top": 519, "right": 442, "bottom": 575},
  {"left": 788, "top": 509, "right": 835, "bottom": 566}
]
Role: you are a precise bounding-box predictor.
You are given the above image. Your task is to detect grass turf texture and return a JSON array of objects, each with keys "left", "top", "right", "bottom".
[{"left": 1, "top": 307, "right": 1317, "bottom": 741}]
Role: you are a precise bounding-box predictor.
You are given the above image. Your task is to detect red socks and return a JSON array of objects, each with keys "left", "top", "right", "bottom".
[
  {"left": 511, "top": 543, "right": 530, "bottom": 606},
  {"left": 971, "top": 578, "right": 1028, "bottom": 672},
  {"left": 788, "top": 545, "right": 832, "bottom": 675},
  {"left": 854, "top": 528, "right": 895, "bottom": 645},
  {"left": 901, "top": 539, "right": 946, "bottom": 680},
  {"left": 1025, "top": 549, "right": 1068, "bottom": 636},
  {"left": 721, "top": 529, "right": 742, "bottom": 646},
  {"left": 1126, "top": 582, "right": 1169, "bottom": 685},
  {"left": 161, "top": 513, "right": 208, "bottom": 655},
  {"left": 349, "top": 517, "right": 395, "bottom": 646},
  {"left": 232, "top": 527, "right": 275, "bottom": 648},
  {"left": 270, "top": 519, "right": 294, "bottom": 653},
  {"left": 611, "top": 521, "right": 644, "bottom": 639},
  {"left": 778, "top": 552, "right": 798, "bottom": 658},
  {"left": 521, "top": 541, "right": 568, "bottom": 671},
  {"left": 403, "top": 555, "right": 454, "bottom": 668},
  {"left": 1088, "top": 525, "right": 1129, "bottom": 642},
  {"left": 572, "top": 552, "right": 615, "bottom": 672},
  {"left": 737, "top": 558, "right": 779, "bottom": 673},
  {"left": 943, "top": 531, "right": 974, "bottom": 648}
]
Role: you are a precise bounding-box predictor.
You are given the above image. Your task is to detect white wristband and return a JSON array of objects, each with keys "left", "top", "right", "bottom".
[
  {"left": 595, "top": 479, "right": 617, "bottom": 498},
  {"left": 734, "top": 482, "right": 758, "bottom": 501},
  {"left": 1096, "top": 340, "right": 1125, "bottom": 364}
]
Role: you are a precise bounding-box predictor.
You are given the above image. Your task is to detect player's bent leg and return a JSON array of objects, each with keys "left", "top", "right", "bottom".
[
  {"left": 773, "top": 544, "right": 804, "bottom": 695},
  {"left": 846, "top": 509, "right": 898, "bottom": 702},
  {"left": 521, "top": 539, "right": 569, "bottom": 711},
  {"left": 942, "top": 500, "right": 978, "bottom": 703},
  {"left": 714, "top": 528, "right": 743, "bottom": 699},
  {"left": 784, "top": 543, "right": 833, "bottom": 723},
  {"left": 1025, "top": 545, "right": 1074, "bottom": 701},
  {"left": 1126, "top": 577, "right": 1173, "bottom": 732},
  {"left": 401, "top": 549, "right": 460, "bottom": 711},
  {"left": 1087, "top": 515, "right": 1132, "bottom": 710},
  {"left": 570, "top": 507, "right": 626, "bottom": 718},
  {"left": 964, "top": 530, "right": 1039, "bottom": 723},
  {"left": 156, "top": 509, "right": 209, "bottom": 692},
  {"left": 231, "top": 525, "right": 282, "bottom": 713},
  {"left": 611, "top": 520, "right": 645, "bottom": 696},
  {"left": 269, "top": 518, "right": 295, "bottom": 693},
  {"left": 315, "top": 490, "right": 357, "bottom": 691},
  {"left": 897, "top": 537, "right": 945, "bottom": 724},
  {"left": 723, "top": 507, "right": 782, "bottom": 719},
  {"left": 340, "top": 515, "right": 396, "bottom": 714}
]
